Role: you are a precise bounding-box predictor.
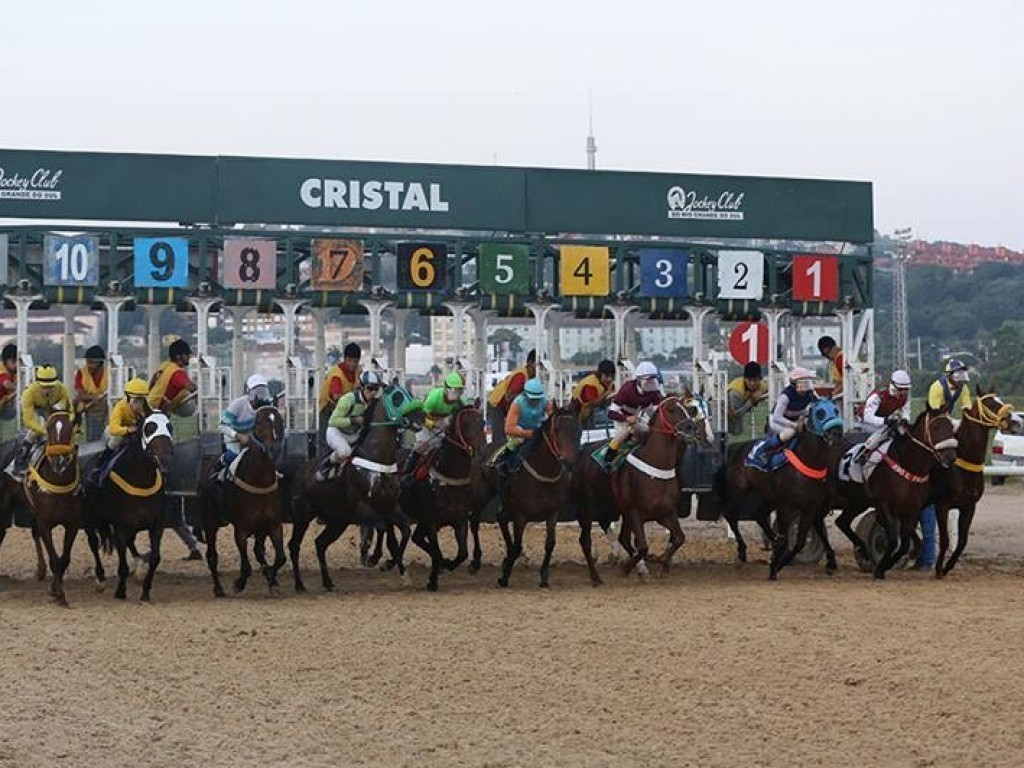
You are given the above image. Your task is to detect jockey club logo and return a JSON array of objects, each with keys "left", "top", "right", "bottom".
[
  {"left": 0, "top": 166, "right": 64, "bottom": 201},
  {"left": 666, "top": 186, "right": 745, "bottom": 221}
]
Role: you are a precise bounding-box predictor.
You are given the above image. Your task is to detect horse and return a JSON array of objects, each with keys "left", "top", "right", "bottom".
[
  {"left": 718, "top": 399, "right": 845, "bottom": 580},
  {"left": 84, "top": 411, "right": 175, "bottom": 601},
  {"left": 833, "top": 408, "right": 958, "bottom": 579},
  {"left": 573, "top": 394, "right": 708, "bottom": 586},
  {"left": 199, "top": 405, "right": 287, "bottom": 597},
  {"left": 934, "top": 388, "right": 1013, "bottom": 578},
  {"left": 483, "top": 405, "right": 580, "bottom": 589},
  {"left": 0, "top": 438, "right": 51, "bottom": 582},
  {"left": 400, "top": 403, "right": 488, "bottom": 591},
  {"left": 289, "top": 387, "right": 412, "bottom": 592},
  {"left": 7, "top": 412, "right": 90, "bottom": 606}
]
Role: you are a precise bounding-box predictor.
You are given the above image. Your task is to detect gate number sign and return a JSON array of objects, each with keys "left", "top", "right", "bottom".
[
  {"left": 133, "top": 237, "right": 189, "bottom": 288},
  {"left": 639, "top": 248, "right": 688, "bottom": 298},
  {"left": 312, "top": 238, "right": 364, "bottom": 291},
  {"left": 478, "top": 243, "right": 530, "bottom": 295},
  {"left": 728, "top": 321, "right": 770, "bottom": 365},
  {"left": 792, "top": 254, "right": 839, "bottom": 302},
  {"left": 560, "top": 245, "right": 610, "bottom": 296},
  {"left": 397, "top": 242, "right": 447, "bottom": 291},
  {"left": 222, "top": 238, "right": 276, "bottom": 289},
  {"left": 43, "top": 233, "right": 99, "bottom": 287},
  {"left": 716, "top": 251, "right": 764, "bottom": 300}
]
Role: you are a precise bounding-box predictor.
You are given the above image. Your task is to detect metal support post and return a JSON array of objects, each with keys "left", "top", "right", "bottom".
[
  {"left": 389, "top": 308, "right": 417, "bottom": 383},
  {"left": 605, "top": 303, "right": 638, "bottom": 388},
  {"left": 143, "top": 305, "right": 166, "bottom": 380},
  {"left": 61, "top": 305, "right": 79, "bottom": 392},
  {"left": 358, "top": 299, "right": 393, "bottom": 364},
  {"left": 467, "top": 307, "right": 494, "bottom": 399},
  {"left": 184, "top": 296, "right": 221, "bottom": 360},
  {"left": 761, "top": 307, "right": 790, "bottom": 408},
  {"left": 309, "top": 308, "right": 331, "bottom": 380},
  {"left": 222, "top": 305, "right": 255, "bottom": 398},
  {"left": 525, "top": 302, "right": 557, "bottom": 388}
]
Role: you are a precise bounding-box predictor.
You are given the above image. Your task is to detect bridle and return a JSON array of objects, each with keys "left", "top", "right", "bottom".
[
  {"left": 648, "top": 396, "right": 702, "bottom": 442},
  {"left": 248, "top": 405, "right": 284, "bottom": 459},
  {"left": 541, "top": 409, "right": 577, "bottom": 464},
  {"left": 962, "top": 394, "right": 1013, "bottom": 431},
  {"left": 445, "top": 406, "right": 482, "bottom": 457},
  {"left": 906, "top": 411, "right": 958, "bottom": 460}
]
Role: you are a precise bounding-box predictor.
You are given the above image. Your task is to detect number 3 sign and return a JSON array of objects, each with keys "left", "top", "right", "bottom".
[
  {"left": 222, "top": 238, "right": 276, "bottom": 289},
  {"left": 639, "top": 248, "right": 688, "bottom": 298}
]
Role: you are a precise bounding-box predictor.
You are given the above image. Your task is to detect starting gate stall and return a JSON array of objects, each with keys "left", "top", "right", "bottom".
[{"left": 0, "top": 148, "right": 874, "bottom": 532}]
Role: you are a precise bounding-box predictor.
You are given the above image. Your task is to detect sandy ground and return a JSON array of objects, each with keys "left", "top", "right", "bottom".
[{"left": 1, "top": 487, "right": 1023, "bottom": 768}]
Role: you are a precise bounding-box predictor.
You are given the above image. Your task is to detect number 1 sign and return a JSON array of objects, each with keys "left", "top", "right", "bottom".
[
  {"left": 222, "top": 238, "right": 276, "bottom": 289},
  {"left": 728, "top": 321, "right": 769, "bottom": 365},
  {"left": 716, "top": 251, "right": 764, "bottom": 300},
  {"left": 792, "top": 254, "right": 839, "bottom": 302}
]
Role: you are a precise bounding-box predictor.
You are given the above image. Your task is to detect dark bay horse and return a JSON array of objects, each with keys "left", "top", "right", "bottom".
[
  {"left": 834, "top": 408, "right": 958, "bottom": 579},
  {"left": 13, "top": 412, "right": 89, "bottom": 606},
  {"left": 935, "top": 389, "right": 1013, "bottom": 578},
  {"left": 200, "top": 405, "right": 286, "bottom": 597},
  {"left": 289, "top": 388, "right": 411, "bottom": 592},
  {"left": 0, "top": 438, "right": 49, "bottom": 582},
  {"left": 611, "top": 397, "right": 709, "bottom": 581},
  {"left": 401, "top": 403, "right": 487, "bottom": 591},
  {"left": 85, "top": 411, "right": 175, "bottom": 601},
  {"left": 484, "top": 405, "right": 580, "bottom": 589},
  {"left": 574, "top": 395, "right": 707, "bottom": 586}
]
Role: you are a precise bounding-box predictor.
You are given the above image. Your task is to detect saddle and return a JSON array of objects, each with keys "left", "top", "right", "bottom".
[
  {"left": 5, "top": 442, "right": 46, "bottom": 481},
  {"left": 591, "top": 441, "right": 637, "bottom": 473},
  {"left": 745, "top": 437, "right": 798, "bottom": 473},
  {"left": 837, "top": 441, "right": 887, "bottom": 484}
]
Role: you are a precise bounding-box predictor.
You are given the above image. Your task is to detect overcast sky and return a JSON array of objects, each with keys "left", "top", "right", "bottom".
[{"left": 3, "top": 0, "right": 1020, "bottom": 247}]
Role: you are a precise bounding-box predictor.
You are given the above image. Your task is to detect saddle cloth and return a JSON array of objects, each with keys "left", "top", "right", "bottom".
[
  {"left": 745, "top": 438, "right": 796, "bottom": 473},
  {"left": 836, "top": 440, "right": 888, "bottom": 484},
  {"left": 590, "top": 442, "right": 636, "bottom": 472}
]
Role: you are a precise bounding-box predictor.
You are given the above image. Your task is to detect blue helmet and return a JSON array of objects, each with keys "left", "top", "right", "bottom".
[{"left": 523, "top": 379, "right": 545, "bottom": 399}]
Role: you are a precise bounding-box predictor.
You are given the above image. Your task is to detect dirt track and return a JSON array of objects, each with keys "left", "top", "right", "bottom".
[{"left": 1, "top": 488, "right": 1024, "bottom": 767}]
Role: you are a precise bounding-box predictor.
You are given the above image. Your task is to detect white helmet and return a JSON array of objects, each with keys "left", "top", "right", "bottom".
[
  {"left": 635, "top": 361, "right": 659, "bottom": 379},
  {"left": 890, "top": 370, "right": 911, "bottom": 389},
  {"left": 788, "top": 367, "right": 816, "bottom": 382},
  {"left": 246, "top": 374, "right": 268, "bottom": 392}
]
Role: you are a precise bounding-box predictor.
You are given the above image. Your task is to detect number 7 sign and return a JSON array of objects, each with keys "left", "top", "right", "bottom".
[
  {"left": 792, "top": 254, "right": 839, "bottom": 302},
  {"left": 312, "top": 238, "right": 364, "bottom": 291}
]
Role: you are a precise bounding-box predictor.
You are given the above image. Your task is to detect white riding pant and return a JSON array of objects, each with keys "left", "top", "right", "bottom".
[
  {"left": 105, "top": 430, "right": 125, "bottom": 450},
  {"left": 611, "top": 421, "right": 632, "bottom": 446},
  {"left": 325, "top": 427, "right": 355, "bottom": 461},
  {"left": 413, "top": 426, "right": 443, "bottom": 453}
]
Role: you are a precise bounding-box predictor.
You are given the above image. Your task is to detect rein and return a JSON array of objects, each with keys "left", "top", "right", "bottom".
[
  {"left": 956, "top": 395, "right": 1012, "bottom": 474},
  {"left": 28, "top": 463, "right": 80, "bottom": 495},
  {"left": 110, "top": 469, "right": 164, "bottom": 497}
]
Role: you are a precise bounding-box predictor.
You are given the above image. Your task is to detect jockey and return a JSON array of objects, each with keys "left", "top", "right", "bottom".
[
  {"left": 0, "top": 343, "right": 17, "bottom": 416},
  {"left": 324, "top": 370, "right": 382, "bottom": 467},
  {"left": 318, "top": 341, "right": 362, "bottom": 427},
  {"left": 490, "top": 378, "right": 552, "bottom": 476},
  {"left": 604, "top": 361, "right": 663, "bottom": 464},
  {"left": 148, "top": 339, "right": 198, "bottom": 417},
  {"left": 726, "top": 361, "right": 769, "bottom": 436},
  {"left": 486, "top": 349, "right": 537, "bottom": 444},
  {"left": 818, "top": 336, "right": 845, "bottom": 400},
  {"left": 214, "top": 374, "right": 273, "bottom": 476},
  {"left": 11, "top": 365, "right": 72, "bottom": 477},
  {"left": 855, "top": 369, "right": 912, "bottom": 464},
  {"left": 928, "top": 358, "right": 972, "bottom": 422},
  {"left": 571, "top": 359, "right": 616, "bottom": 426},
  {"left": 403, "top": 371, "right": 469, "bottom": 475},
  {"left": 74, "top": 345, "right": 108, "bottom": 413},
  {"left": 89, "top": 377, "right": 152, "bottom": 486},
  {"left": 754, "top": 366, "right": 818, "bottom": 459}
]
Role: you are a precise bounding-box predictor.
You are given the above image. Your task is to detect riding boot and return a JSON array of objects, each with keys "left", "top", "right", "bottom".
[
  {"left": 12, "top": 438, "right": 33, "bottom": 477},
  {"left": 90, "top": 446, "right": 114, "bottom": 487}
]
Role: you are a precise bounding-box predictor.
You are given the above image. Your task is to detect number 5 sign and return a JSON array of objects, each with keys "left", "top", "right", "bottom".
[
  {"left": 479, "top": 243, "right": 530, "bottom": 295},
  {"left": 728, "top": 321, "right": 769, "bottom": 365},
  {"left": 792, "top": 254, "right": 839, "bottom": 302},
  {"left": 222, "top": 238, "right": 276, "bottom": 289}
]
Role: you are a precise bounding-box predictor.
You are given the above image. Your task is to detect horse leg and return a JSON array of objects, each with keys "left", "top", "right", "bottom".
[
  {"left": 232, "top": 526, "right": 252, "bottom": 594},
  {"left": 53, "top": 524, "right": 78, "bottom": 608},
  {"left": 934, "top": 505, "right": 951, "bottom": 579},
  {"left": 496, "top": 515, "right": 521, "bottom": 589},
  {"left": 444, "top": 519, "right": 469, "bottom": 572},
  {"left": 140, "top": 525, "right": 163, "bottom": 602},
  {"left": 287, "top": 503, "right": 312, "bottom": 592},
  {"left": 113, "top": 528, "right": 130, "bottom": 600},
  {"left": 579, "top": 510, "right": 602, "bottom": 587},
  {"left": 84, "top": 525, "right": 106, "bottom": 585},
  {"left": 776, "top": 510, "right": 811, "bottom": 575},
  {"left": 31, "top": 521, "right": 47, "bottom": 581},
  {"left": 204, "top": 518, "right": 226, "bottom": 598},
  {"left": 314, "top": 520, "right": 348, "bottom": 592},
  {"left": 660, "top": 513, "right": 685, "bottom": 574},
  {"left": 468, "top": 514, "right": 483, "bottom": 574},
  {"left": 263, "top": 525, "right": 286, "bottom": 590},
  {"left": 539, "top": 514, "right": 557, "bottom": 589},
  {"left": 423, "top": 524, "right": 444, "bottom": 592},
  {"left": 768, "top": 508, "right": 795, "bottom": 581},
  {"left": 382, "top": 521, "right": 411, "bottom": 586},
  {"left": 942, "top": 505, "right": 976, "bottom": 577},
  {"left": 603, "top": 519, "right": 625, "bottom": 564},
  {"left": 37, "top": 522, "right": 62, "bottom": 604},
  {"left": 873, "top": 509, "right": 900, "bottom": 580},
  {"left": 814, "top": 510, "right": 838, "bottom": 574},
  {"left": 724, "top": 503, "right": 748, "bottom": 564},
  {"left": 628, "top": 511, "right": 651, "bottom": 581},
  {"left": 253, "top": 534, "right": 268, "bottom": 569},
  {"left": 835, "top": 506, "right": 870, "bottom": 564}
]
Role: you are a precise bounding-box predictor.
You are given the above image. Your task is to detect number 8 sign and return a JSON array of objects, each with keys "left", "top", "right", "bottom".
[
  {"left": 792, "top": 254, "right": 839, "bottom": 302},
  {"left": 133, "top": 237, "right": 189, "bottom": 288},
  {"left": 222, "top": 238, "right": 276, "bottom": 289}
]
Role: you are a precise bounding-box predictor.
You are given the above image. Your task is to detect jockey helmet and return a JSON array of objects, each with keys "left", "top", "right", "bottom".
[
  {"left": 169, "top": 338, "right": 192, "bottom": 359},
  {"left": 359, "top": 370, "right": 382, "bottom": 388},
  {"left": 124, "top": 378, "right": 150, "bottom": 398},
  {"left": 635, "top": 361, "right": 659, "bottom": 379},
  {"left": 444, "top": 371, "right": 465, "bottom": 389},
  {"left": 597, "top": 359, "right": 615, "bottom": 377},
  {"left": 35, "top": 365, "right": 59, "bottom": 386},
  {"left": 889, "top": 369, "right": 911, "bottom": 396},
  {"left": 85, "top": 345, "right": 105, "bottom": 362},
  {"left": 246, "top": 374, "right": 271, "bottom": 405},
  {"left": 944, "top": 357, "right": 969, "bottom": 383},
  {"left": 1, "top": 343, "right": 16, "bottom": 362},
  {"left": 789, "top": 366, "right": 816, "bottom": 394},
  {"left": 246, "top": 374, "right": 268, "bottom": 391},
  {"left": 343, "top": 342, "right": 362, "bottom": 360},
  {"left": 523, "top": 378, "right": 545, "bottom": 399}
]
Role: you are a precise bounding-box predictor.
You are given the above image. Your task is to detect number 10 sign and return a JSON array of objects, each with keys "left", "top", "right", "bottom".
[{"left": 43, "top": 234, "right": 99, "bottom": 287}]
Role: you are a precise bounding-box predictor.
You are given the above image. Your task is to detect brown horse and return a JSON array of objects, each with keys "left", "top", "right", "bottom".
[
  {"left": 485, "top": 405, "right": 580, "bottom": 589},
  {"left": 289, "top": 389, "right": 411, "bottom": 592},
  {"left": 14, "top": 412, "right": 89, "bottom": 606},
  {"left": 935, "top": 388, "right": 1013, "bottom": 578},
  {"left": 200, "top": 406, "right": 286, "bottom": 597},
  {"left": 574, "top": 395, "right": 708, "bottom": 586},
  {"left": 400, "top": 403, "right": 488, "bottom": 591},
  {"left": 0, "top": 438, "right": 50, "bottom": 582},
  {"left": 834, "top": 408, "right": 958, "bottom": 579},
  {"left": 610, "top": 397, "right": 708, "bottom": 580},
  {"left": 84, "top": 411, "right": 175, "bottom": 601}
]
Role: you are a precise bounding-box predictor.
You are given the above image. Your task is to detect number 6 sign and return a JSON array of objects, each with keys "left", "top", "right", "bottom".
[
  {"left": 222, "top": 238, "right": 276, "bottom": 289},
  {"left": 792, "top": 254, "right": 839, "bottom": 302}
]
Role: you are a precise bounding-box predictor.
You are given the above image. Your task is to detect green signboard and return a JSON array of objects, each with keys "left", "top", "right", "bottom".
[
  {"left": 478, "top": 243, "right": 531, "bottom": 295},
  {"left": 0, "top": 149, "right": 216, "bottom": 223},
  {"left": 217, "top": 156, "right": 527, "bottom": 231},
  {"left": 524, "top": 168, "right": 873, "bottom": 243}
]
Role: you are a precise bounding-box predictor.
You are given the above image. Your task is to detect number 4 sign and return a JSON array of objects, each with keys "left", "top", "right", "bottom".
[
  {"left": 560, "top": 245, "right": 610, "bottom": 296},
  {"left": 792, "top": 254, "right": 839, "bottom": 302},
  {"left": 222, "top": 238, "right": 276, "bottom": 289}
]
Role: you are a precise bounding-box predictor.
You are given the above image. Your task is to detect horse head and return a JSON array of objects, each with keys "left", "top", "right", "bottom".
[
  {"left": 140, "top": 410, "right": 175, "bottom": 473},
  {"left": 448, "top": 403, "right": 487, "bottom": 458},
  {"left": 651, "top": 396, "right": 706, "bottom": 445},
  {"left": 44, "top": 410, "right": 77, "bottom": 474},
  {"left": 541, "top": 405, "right": 581, "bottom": 470},
  {"left": 912, "top": 408, "right": 959, "bottom": 468},
  {"left": 806, "top": 398, "right": 844, "bottom": 446},
  {"left": 252, "top": 406, "right": 285, "bottom": 463},
  {"left": 970, "top": 387, "right": 1014, "bottom": 432}
]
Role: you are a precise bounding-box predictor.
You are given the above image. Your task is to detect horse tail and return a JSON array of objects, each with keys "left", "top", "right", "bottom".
[{"left": 712, "top": 464, "right": 729, "bottom": 505}]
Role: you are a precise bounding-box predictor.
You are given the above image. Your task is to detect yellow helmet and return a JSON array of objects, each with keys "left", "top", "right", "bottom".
[
  {"left": 35, "top": 365, "right": 59, "bottom": 386},
  {"left": 124, "top": 378, "right": 150, "bottom": 398}
]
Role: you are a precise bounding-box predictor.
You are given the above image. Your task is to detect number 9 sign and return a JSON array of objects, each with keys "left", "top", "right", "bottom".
[
  {"left": 639, "top": 248, "right": 688, "bottom": 298},
  {"left": 397, "top": 242, "right": 447, "bottom": 291},
  {"left": 479, "top": 243, "right": 530, "bottom": 295},
  {"left": 222, "top": 238, "right": 276, "bottom": 289},
  {"left": 133, "top": 237, "right": 189, "bottom": 288}
]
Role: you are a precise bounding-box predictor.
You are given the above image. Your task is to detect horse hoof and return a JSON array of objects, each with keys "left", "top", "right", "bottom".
[
  {"left": 539, "top": 581, "right": 550, "bottom": 589},
  {"left": 426, "top": 581, "right": 439, "bottom": 592},
  {"left": 468, "top": 562, "right": 481, "bottom": 575},
  {"left": 35, "top": 568, "right": 47, "bottom": 582},
  {"left": 768, "top": 572, "right": 778, "bottom": 582},
  {"left": 114, "top": 590, "right": 127, "bottom": 600},
  {"left": 294, "top": 583, "right": 307, "bottom": 593},
  {"left": 496, "top": 576, "right": 509, "bottom": 588},
  {"left": 140, "top": 593, "right": 151, "bottom": 603},
  {"left": 323, "top": 582, "right": 335, "bottom": 592}
]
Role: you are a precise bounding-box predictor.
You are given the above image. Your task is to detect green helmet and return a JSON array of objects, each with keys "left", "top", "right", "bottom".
[{"left": 444, "top": 371, "right": 465, "bottom": 389}]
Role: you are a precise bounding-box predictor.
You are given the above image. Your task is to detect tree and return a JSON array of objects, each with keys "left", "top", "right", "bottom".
[{"left": 489, "top": 328, "right": 524, "bottom": 360}]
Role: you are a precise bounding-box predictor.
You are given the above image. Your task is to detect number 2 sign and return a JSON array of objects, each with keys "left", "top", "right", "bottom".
[
  {"left": 716, "top": 251, "right": 764, "bottom": 300},
  {"left": 133, "top": 237, "right": 189, "bottom": 288},
  {"left": 222, "top": 238, "right": 276, "bottom": 289},
  {"left": 792, "top": 254, "right": 839, "bottom": 302}
]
